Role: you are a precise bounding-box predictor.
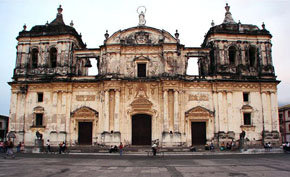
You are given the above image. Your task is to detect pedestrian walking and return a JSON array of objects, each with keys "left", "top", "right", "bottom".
[
  {"left": 46, "top": 139, "right": 51, "bottom": 153},
  {"left": 119, "top": 142, "right": 123, "bottom": 156}
]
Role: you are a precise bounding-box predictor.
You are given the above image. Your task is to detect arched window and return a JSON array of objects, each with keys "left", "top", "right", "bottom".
[
  {"left": 31, "top": 48, "right": 38, "bottom": 69},
  {"left": 49, "top": 47, "right": 57, "bottom": 68},
  {"left": 249, "top": 46, "right": 256, "bottom": 67},
  {"left": 228, "top": 46, "right": 236, "bottom": 65}
]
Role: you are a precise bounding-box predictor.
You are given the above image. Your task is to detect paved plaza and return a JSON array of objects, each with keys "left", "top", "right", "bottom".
[{"left": 0, "top": 153, "right": 290, "bottom": 177}]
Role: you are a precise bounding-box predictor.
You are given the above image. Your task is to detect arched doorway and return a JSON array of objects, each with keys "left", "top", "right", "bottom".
[{"left": 132, "top": 114, "right": 152, "bottom": 145}]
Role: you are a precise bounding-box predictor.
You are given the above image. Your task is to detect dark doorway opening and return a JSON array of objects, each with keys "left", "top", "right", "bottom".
[
  {"left": 191, "top": 122, "right": 206, "bottom": 145},
  {"left": 132, "top": 114, "right": 152, "bottom": 145},
  {"left": 78, "top": 122, "right": 92, "bottom": 145}
]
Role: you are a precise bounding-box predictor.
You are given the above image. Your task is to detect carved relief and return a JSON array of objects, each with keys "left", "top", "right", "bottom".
[
  {"left": 150, "top": 83, "right": 158, "bottom": 95},
  {"left": 135, "top": 83, "right": 148, "bottom": 98},
  {"left": 188, "top": 94, "right": 209, "bottom": 101},
  {"left": 76, "top": 95, "right": 95, "bottom": 101}
]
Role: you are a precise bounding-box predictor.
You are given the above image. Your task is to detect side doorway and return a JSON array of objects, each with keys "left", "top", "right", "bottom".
[
  {"left": 191, "top": 122, "right": 206, "bottom": 145},
  {"left": 78, "top": 122, "right": 92, "bottom": 145}
]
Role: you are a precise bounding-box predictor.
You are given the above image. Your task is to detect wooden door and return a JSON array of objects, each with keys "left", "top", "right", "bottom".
[
  {"left": 132, "top": 114, "right": 152, "bottom": 145},
  {"left": 78, "top": 122, "right": 92, "bottom": 145},
  {"left": 191, "top": 122, "right": 206, "bottom": 145}
]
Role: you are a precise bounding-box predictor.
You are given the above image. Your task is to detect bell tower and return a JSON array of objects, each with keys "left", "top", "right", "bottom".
[
  {"left": 13, "top": 5, "right": 86, "bottom": 81},
  {"left": 201, "top": 3, "right": 275, "bottom": 79}
]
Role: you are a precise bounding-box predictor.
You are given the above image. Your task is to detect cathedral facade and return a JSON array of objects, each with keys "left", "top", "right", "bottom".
[{"left": 8, "top": 4, "right": 280, "bottom": 148}]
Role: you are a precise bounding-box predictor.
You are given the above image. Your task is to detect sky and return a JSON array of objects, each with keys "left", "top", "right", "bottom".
[{"left": 0, "top": 0, "right": 289, "bottom": 116}]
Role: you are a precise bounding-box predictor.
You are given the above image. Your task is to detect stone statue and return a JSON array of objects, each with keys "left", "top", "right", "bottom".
[
  {"left": 137, "top": 6, "right": 146, "bottom": 26},
  {"left": 36, "top": 131, "right": 43, "bottom": 140},
  {"left": 139, "top": 11, "right": 146, "bottom": 26}
]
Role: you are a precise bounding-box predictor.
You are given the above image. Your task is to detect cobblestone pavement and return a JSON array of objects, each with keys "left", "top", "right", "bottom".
[{"left": 0, "top": 153, "right": 290, "bottom": 177}]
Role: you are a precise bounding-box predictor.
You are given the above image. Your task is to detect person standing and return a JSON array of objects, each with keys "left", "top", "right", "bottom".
[
  {"left": 152, "top": 143, "right": 157, "bottom": 156},
  {"left": 46, "top": 139, "right": 51, "bottom": 153},
  {"left": 119, "top": 142, "right": 123, "bottom": 156}
]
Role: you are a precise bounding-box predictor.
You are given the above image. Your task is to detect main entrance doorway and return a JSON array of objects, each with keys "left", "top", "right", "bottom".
[
  {"left": 191, "top": 122, "right": 206, "bottom": 145},
  {"left": 132, "top": 114, "right": 152, "bottom": 145},
  {"left": 78, "top": 122, "right": 92, "bottom": 145}
]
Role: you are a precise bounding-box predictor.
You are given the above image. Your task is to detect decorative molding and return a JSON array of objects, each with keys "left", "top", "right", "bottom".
[
  {"left": 188, "top": 94, "right": 209, "bottom": 101},
  {"left": 76, "top": 95, "right": 96, "bottom": 101}
]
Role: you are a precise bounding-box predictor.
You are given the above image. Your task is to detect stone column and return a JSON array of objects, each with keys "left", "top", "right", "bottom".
[
  {"left": 114, "top": 89, "right": 120, "bottom": 132},
  {"left": 163, "top": 89, "right": 169, "bottom": 132},
  {"left": 104, "top": 90, "right": 110, "bottom": 132},
  {"left": 174, "top": 90, "right": 179, "bottom": 132},
  {"left": 212, "top": 91, "right": 219, "bottom": 133},
  {"left": 270, "top": 91, "right": 278, "bottom": 131},
  {"left": 226, "top": 91, "right": 233, "bottom": 132},
  {"left": 217, "top": 91, "right": 223, "bottom": 132},
  {"left": 261, "top": 91, "right": 270, "bottom": 131}
]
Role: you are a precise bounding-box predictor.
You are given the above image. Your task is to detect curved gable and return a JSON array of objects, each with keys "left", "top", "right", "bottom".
[{"left": 106, "top": 26, "right": 177, "bottom": 45}]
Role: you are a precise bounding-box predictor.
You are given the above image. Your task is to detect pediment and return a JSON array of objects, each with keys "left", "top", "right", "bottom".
[
  {"left": 71, "top": 106, "right": 98, "bottom": 117},
  {"left": 106, "top": 26, "right": 177, "bottom": 45},
  {"left": 185, "top": 106, "right": 214, "bottom": 117},
  {"left": 131, "top": 97, "right": 152, "bottom": 109}
]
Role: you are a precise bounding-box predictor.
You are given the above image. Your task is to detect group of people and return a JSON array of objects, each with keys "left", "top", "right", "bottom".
[
  {"left": 109, "top": 142, "right": 124, "bottom": 155},
  {"left": 220, "top": 142, "right": 235, "bottom": 151},
  {"left": 264, "top": 142, "right": 272, "bottom": 151},
  {"left": 0, "top": 139, "right": 15, "bottom": 158}
]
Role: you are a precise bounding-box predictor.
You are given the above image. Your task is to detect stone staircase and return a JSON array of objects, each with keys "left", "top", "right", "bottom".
[{"left": 66, "top": 145, "right": 200, "bottom": 154}]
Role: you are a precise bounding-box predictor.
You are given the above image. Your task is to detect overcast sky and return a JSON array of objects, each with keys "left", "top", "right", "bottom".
[{"left": 0, "top": 0, "right": 289, "bottom": 116}]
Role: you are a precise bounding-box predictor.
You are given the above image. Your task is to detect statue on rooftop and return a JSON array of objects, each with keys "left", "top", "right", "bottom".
[{"left": 137, "top": 6, "right": 146, "bottom": 26}]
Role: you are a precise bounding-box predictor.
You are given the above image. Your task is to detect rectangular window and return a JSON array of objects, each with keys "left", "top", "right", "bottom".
[
  {"left": 137, "top": 63, "right": 146, "bottom": 77},
  {"left": 35, "top": 113, "right": 43, "bottom": 126},
  {"left": 37, "top": 92, "right": 43, "bottom": 102},
  {"left": 0, "top": 122, "right": 2, "bottom": 129},
  {"left": 288, "top": 111, "right": 290, "bottom": 118},
  {"left": 289, "top": 124, "right": 290, "bottom": 131},
  {"left": 243, "top": 113, "right": 251, "bottom": 125},
  {"left": 243, "top": 93, "right": 249, "bottom": 102}
]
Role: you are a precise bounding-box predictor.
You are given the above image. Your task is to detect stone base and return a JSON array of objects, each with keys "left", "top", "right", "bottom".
[
  {"left": 33, "top": 139, "right": 44, "bottom": 153},
  {"left": 161, "top": 131, "right": 183, "bottom": 147},
  {"left": 101, "top": 131, "right": 121, "bottom": 145}
]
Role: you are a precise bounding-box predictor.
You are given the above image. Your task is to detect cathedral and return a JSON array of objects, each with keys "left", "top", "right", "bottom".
[{"left": 8, "top": 4, "right": 280, "bottom": 149}]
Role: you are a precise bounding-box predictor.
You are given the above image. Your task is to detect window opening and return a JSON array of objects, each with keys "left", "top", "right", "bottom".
[
  {"left": 243, "top": 93, "right": 249, "bottom": 102},
  {"left": 186, "top": 57, "right": 199, "bottom": 75},
  {"left": 137, "top": 63, "right": 146, "bottom": 77},
  {"left": 31, "top": 49, "right": 38, "bottom": 69},
  {"left": 35, "top": 113, "right": 43, "bottom": 126},
  {"left": 228, "top": 46, "right": 236, "bottom": 65},
  {"left": 243, "top": 113, "right": 251, "bottom": 125},
  {"left": 37, "top": 92, "right": 43, "bottom": 102},
  {"left": 249, "top": 46, "right": 256, "bottom": 67},
  {"left": 88, "top": 58, "right": 98, "bottom": 76},
  {"left": 50, "top": 47, "right": 57, "bottom": 68}
]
